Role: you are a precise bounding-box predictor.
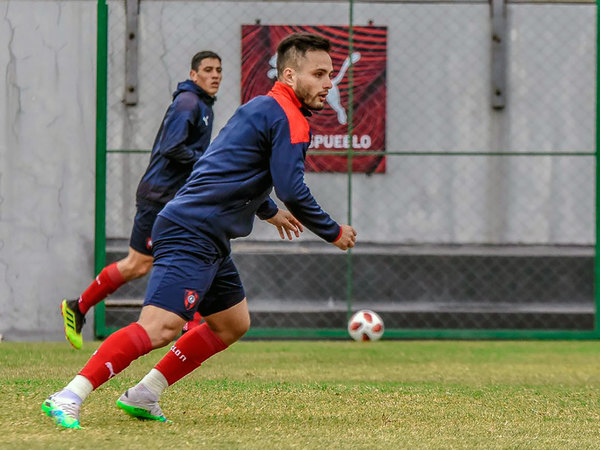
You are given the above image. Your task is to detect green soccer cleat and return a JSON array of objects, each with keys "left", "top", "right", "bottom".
[
  {"left": 116, "top": 384, "right": 169, "bottom": 422},
  {"left": 61, "top": 299, "right": 85, "bottom": 350},
  {"left": 41, "top": 394, "right": 82, "bottom": 429}
]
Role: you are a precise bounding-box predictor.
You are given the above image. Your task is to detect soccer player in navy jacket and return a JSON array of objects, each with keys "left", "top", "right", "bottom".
[
  {"left": 43, "top": 32, "right": 357, "bottom": 429},
  {"left": 61, "top": 51, "right": 223, "bottom": 349}
]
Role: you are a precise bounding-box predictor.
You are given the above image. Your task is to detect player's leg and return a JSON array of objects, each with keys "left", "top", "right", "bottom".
[
  {"left": 201, "top": 296, "right": 250, "bottom": 345},
  {"left": 62, "top": 248, "right": 153, "bottom": 350},
  {"left": 61, "top": 205, "right": 158, "bottom": 349},
  {"left": 117, "top": 300, "right": 249, "bottom": 422},
  {"left": 116, "top": 218, "right": 224, "bottom": 421},
  {"left": 43, "top": 219, "right": 186, "bottom": 429},
  {"left": 61, "top": 259, "right": 126, "bottom": 350},
  {"left": 42, "top": 320, "right": 155, "bottom": 428},
  {"left": 117, "top": 246, "right": 154, "bottom": 280},
  {"left": 118, "top": 255, "right": 248, "bottom": 421},
  {"left": 43, "top": 306, "right": 181, "bottom": 429}
]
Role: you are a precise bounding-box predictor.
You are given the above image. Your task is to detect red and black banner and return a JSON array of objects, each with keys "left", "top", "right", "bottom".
[{"left": 241, "top": 25, "right": 387, "bottom": 173}]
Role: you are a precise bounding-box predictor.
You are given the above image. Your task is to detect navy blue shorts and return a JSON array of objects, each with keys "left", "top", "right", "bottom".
[
  {"left": 129, "top": 204, "right": 162, "bottom": 255},
  {"left": 143, "top": 216, "right": 246, "bottom": 321}
]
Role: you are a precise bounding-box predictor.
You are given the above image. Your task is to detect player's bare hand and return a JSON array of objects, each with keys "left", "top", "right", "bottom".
[
  {"left": 266, "top": 209, "right": 304, "bottom": 240},
  {"left": 333, "top": 224, "right": 357, "bottom": 251}
]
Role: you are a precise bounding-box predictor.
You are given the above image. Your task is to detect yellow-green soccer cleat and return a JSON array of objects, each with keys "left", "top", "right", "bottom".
[
  {"left": 41, "top": 394, "right": 82, "bottom": 429},
  {"left": 116, "top": 384, "right": 169, "bottom": 422},
  {"left": 61, "top": 299, "right": 85, "bottom": 350}
]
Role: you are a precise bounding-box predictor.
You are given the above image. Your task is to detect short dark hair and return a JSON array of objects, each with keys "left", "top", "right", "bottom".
[
  {"left": 276, "top": 32, "right": 331, "bottom": 78},
  {"left": 191, "top": 51, "right": 221, "bottom": 71}
]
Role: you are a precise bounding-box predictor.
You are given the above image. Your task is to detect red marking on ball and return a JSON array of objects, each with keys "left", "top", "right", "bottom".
[
  {"left": 362, "top": 333, "right": 370, "bottom": 341},
  {"left": 363, "top": 312, "right": 373, "bottom": 323},
  {"left": 372, "top": 324, "right": 382, "bottom": 333},
  {"left": 350, "top": 321, "right": 362, "bottom": 331}
]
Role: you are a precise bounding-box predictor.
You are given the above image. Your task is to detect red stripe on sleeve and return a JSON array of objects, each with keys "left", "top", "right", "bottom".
[{"left": 333, "top": 226, "right": 343, "bottom": 243}]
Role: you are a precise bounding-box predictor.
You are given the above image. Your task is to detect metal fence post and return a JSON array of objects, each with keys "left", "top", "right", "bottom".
[
  {"left": 594, "top": 0, "right": 600, "bottom": 338},
  {"left": 346, "top": 0, "right": 355, "bottom": 321},
  {"left": 94, "top": 0, "right": 108, "bottom": 339}
]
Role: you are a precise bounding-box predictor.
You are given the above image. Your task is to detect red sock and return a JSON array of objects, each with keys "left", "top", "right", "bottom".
[
  {"left": 78, "top": 262, "right": 126, "bottom": 314},
  {"left": 155, "top": 323, "right": 227, "bottom": 385},
  {"left": 182, "top": 312, "right": 203, "bottom": 332},
  {"left": 79, "top": 323, "right": 152, "bottom": 389}
]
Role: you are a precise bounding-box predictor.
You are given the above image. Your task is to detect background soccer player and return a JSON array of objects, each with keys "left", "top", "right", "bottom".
[
  {"left": 61, "top": 51, "right": 223, "bottom": 349},
  {"left": 43, "top": 32, "right": 357, "bottom": 429}
]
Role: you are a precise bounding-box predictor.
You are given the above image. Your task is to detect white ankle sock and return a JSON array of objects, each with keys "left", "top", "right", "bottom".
[
  {"left": 140, "top": 369, "right": 168, "bottom": 398},
  {"left": 64, "top": 375, "right": 93, "bottom": 403}
]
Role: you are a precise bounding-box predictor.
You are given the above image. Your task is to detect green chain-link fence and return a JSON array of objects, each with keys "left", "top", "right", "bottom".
[{"left": 95, "top": 0, "right": 599, "bottom": 339}]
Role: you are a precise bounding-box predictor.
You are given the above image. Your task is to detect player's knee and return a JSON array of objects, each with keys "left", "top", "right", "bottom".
[
  {"left": 126, "top": 258, "right": 152, "bottom": 279},
  {"left": 155, "top": 326, "right": 180, "bottom": 347},
  {"left": 209, "top": 316, "right": 250, "bottom": 345},
  {"left": 231, "top": 315, "right": 251, "bottom": 341},
  {"left": 120, "top": 250, "right": 153, "bottom": 279},
  {"left": 138, "top": 315, "right": 181, "bottom": 348},
  {"left": 136, "top": 259, "right": 153, "bottom": 277}
]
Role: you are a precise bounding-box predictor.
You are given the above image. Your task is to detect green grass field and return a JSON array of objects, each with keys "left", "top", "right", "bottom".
[{"left": 2, "top": 340, "right": 600, "bottom": 449}]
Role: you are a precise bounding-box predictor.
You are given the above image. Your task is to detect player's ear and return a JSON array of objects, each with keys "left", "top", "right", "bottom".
[{"left": 281, "top": 67, "right": 296, "bottom": 87}]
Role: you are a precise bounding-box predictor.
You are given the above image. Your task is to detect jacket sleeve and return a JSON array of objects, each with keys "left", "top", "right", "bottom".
[
  {"left": 159, "top": 95, "right": 202, "bottom": 165},
  {"left": 269, "top": 118, "right": 341, "bottom": 242},
  {"left": 256, "top": 197, "right": 278, "bottom": 220}
]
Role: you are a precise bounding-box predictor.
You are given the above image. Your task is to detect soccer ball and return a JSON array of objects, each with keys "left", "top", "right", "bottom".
[{"left": 347, "top": 310, "right": 384, "bottom": 341}]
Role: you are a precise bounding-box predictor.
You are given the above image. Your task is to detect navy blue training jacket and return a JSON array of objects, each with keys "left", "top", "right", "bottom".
[
  {"left": 159, "top": 81, "right": 341, "bottom": 256},
  {"left": 136, "top": 80, "right": 215, "bottom": 207}
]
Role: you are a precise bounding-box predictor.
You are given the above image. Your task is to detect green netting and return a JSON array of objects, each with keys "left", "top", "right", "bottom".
[{"left": 95, "top": 0, "right": 599, "bottom": 339}]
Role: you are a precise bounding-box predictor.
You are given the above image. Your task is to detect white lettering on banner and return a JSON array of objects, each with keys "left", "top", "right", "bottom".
[{"left": 309, "top": 135, "right": 372, "bottom": 150}]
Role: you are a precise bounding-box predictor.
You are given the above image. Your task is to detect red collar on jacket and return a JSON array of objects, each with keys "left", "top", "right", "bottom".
[
  {"left": 267, "top": 82, "right": 311, "bottom": 144},
  {"left": 269, "top": 81, "right": 302, "bottom": 108}
]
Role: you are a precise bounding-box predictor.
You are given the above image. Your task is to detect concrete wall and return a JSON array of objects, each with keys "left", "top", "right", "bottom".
[
  {"left": 0, "top": 0, "right": 96, "bottom": 340},
  {"left": 0, "top": 0, "right": 596, "bottom": 339}
]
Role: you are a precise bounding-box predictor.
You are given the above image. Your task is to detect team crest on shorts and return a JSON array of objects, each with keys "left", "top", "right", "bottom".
[
  {"left": 145, "top": 237, "right": 153, "bottom": 250},
  {"left": 184, "top": 289, "right": 199, "bottom": 310}
]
